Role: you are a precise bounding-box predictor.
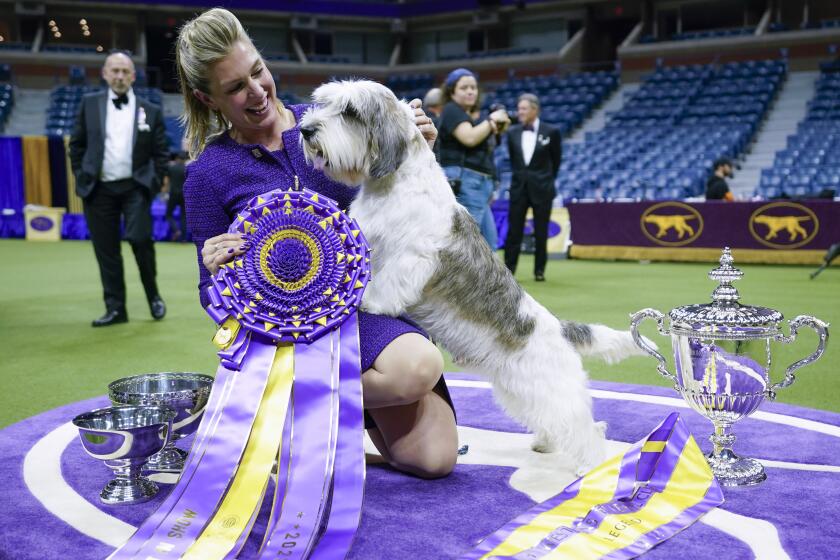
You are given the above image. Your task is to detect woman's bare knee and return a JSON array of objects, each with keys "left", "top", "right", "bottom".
[{"left": 388, "top": 443, "right": 457, "bottom": 479}]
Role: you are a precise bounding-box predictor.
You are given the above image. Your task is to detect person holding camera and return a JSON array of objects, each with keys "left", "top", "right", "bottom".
[
  {"left": 504, "top": 93, "right": 561, "bottom": 282},
  {"left": 437, "top": 68, "right": 510, "bottom": 248}
]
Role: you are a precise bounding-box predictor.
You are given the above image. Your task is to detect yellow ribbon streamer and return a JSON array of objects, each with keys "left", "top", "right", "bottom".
[
  {"left": 483, "top": 434, "right": 715, "bottom": 560},
  {"left": 183, "top": 343, "right": 295, "bottom": 560},
  {"left": 545, "top": 436, "right": 713, "bottom": 558},
  {"left": 481, "top": 456, "right": 622, "bottom": 558}
]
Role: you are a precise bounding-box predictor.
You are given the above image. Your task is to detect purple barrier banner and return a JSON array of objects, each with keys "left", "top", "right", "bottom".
[{"left": 568, "top": 201, "right": 840, "bottom": 261}]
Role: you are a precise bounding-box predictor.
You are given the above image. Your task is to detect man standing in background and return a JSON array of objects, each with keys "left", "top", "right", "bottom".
[
  {"left": 164, "top": 150, "right": 188, "bottom": 242},
  {"left": 504, "top": 93, "right": 561, "bottom": 282},
  {"left": 69, "top": 50, "right": 169, "bottom": 327},
  {"left": 705, "top": 158, "right": 735, "bottom": 201},
  {"left": 423, "top": 87, "right": 444, "bottom": 127}
]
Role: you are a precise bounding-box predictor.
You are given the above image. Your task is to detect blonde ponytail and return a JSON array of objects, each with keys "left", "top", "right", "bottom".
[{"left": 175, "top": 8, "right": 273, "bottom": 158}]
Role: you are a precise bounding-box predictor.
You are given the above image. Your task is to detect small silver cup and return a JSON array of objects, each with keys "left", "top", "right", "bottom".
[
  {"left": 630, "top": 248, "right": 829, "bottom": 487},
  {"left": 73, "top": 405, "right": 176, "bottom": 504},
  {"left": 108, "top": 372, "right": 214, "bottom": 473}
]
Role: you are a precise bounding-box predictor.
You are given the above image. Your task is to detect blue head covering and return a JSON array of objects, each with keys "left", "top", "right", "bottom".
[{"left": 445, "top": 68, "right": 476, "bottom": 88}]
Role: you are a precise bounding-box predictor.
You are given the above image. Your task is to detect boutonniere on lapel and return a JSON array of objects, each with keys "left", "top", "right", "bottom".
[
  {"left": 537, "top": 134, "right": 550, "bottom": 146},
  {"left": 137, "top": 107, "right": 150, "bottom": 132}
]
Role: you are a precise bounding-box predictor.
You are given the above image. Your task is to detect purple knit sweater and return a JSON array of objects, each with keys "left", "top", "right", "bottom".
[{"left": 183, "top": 104, "right": 423, "bottom": 371}]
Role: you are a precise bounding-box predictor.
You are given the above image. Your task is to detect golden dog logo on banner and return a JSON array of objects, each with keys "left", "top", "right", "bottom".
[
  {"left": 640, "top": 202, "right": 703, "bottom": 247},
  {"left": 749, "top": 202, "right": 819, "bottom": 249}
]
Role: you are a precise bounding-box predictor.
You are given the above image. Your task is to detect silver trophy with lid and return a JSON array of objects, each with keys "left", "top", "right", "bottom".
[{"left": 630, "top": 248, "right": 829, "bottom": 487}]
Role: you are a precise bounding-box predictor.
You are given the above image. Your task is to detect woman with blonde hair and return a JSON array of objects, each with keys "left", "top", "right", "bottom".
[{"left": 177, "top": 8, "right": 456, "bottom": 478}]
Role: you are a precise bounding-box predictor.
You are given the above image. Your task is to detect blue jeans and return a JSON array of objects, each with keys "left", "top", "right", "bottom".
[{"left": 443, "top": 166, "right": 497, "bottom": 249}]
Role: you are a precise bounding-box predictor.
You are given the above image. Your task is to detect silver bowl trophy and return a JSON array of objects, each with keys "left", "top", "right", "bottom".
[
  {"left": 108, "top": 372, "right": 214, "bottom": 473},
  {"left": 72, "top": 405, "right": 176, "bottom": 504},
  {"left": 630, "top": 248, "right": 829, "bottom": 487}
]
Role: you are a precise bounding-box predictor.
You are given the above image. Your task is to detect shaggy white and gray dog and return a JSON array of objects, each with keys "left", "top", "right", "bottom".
[{"left": 300, "top": 80, "right": 646, "bottom": 473}]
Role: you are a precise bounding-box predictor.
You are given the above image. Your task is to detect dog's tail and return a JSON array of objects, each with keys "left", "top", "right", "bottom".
[{"left": 562, "top": 321, "right": 649, "bottom": 364}]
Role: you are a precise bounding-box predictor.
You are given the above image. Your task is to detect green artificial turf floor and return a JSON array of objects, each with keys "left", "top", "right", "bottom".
[{"left": 1, "top": 238, "right": 837, "bottom": 429}]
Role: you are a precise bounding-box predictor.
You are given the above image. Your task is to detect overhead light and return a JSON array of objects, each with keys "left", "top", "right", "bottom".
[
  {"left": 0, "top": 36, "right": 4, "bottom": 42},
  {"left": 96, "top": 45, "right": 103, "bottom": 52},
  {"left": 80, "top": 19, "right": 87, "bottom": 25},
  {"left": 82, "top": 25, "right": 89, "bottom": 30},
  {"left": 51, "top": 25, "right": 58, "bottom": 32},
  {"left": 54, "top": 32, "right": 61, "bottom": 38},
  {"left": 83, "top": 30, "right": 90, "bottom": 36},
  {"left": 48, "top": 20, "right": 55, "bottom": 26}
]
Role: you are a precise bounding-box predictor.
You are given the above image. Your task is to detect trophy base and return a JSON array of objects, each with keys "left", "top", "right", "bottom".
[
  {"left": 707, "top": 452, "right": 766, "bottom": 487},
  {"left": 100, "top": 476, "right": 159, "bottom": 505},
  {"left": 145, "top": 445, "right": 187, "bottom": 473}
]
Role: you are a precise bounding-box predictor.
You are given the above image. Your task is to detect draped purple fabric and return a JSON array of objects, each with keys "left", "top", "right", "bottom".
[
  {"left": 47, "top": 135, "right": 69, "bottom": 210},
  {"left": 0, "top": 137, "right": 25, "bottom": 211}
]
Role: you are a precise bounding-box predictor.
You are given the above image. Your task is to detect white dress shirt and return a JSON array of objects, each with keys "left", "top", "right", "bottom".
[
  {"left": 521, "top": 117, "right": 539, "bottom": 167},
  {"left": 101, "top": 88, "right": 136, "bottom": 182}
]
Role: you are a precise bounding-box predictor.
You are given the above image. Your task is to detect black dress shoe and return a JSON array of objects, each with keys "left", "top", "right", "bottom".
[
  {"left": 92, "top": 309, "right": 128, "bottom": 327},
  {"left": 535, "top": 273, "right": 546, "bottom": 282},
  {"left": 150, "top": 296, "right": 167, "bottom": 320}
]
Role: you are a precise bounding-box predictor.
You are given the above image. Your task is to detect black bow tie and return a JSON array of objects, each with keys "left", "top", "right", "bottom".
[
  {"left": 523, "top": 123, "right": 535, "bottom": 132},
  {"left": 112, "top": 93, "right": 128, "bottom": 110}
]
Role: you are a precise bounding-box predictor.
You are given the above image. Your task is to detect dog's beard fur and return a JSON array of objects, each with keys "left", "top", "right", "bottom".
[
  {"left": 301, "top": 79, "right": 647, "bottom": 474},
  {"left": 304, "top": 114, "right": 368, "bottom": 185}
]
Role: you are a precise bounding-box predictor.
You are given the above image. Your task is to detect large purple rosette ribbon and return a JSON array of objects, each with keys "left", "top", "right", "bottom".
[
  {"left": 464, "top": 413, "right": 724, "bottom": 560},
  {"left": 108, "top": 186, "right": 370, "bottom": 560}
]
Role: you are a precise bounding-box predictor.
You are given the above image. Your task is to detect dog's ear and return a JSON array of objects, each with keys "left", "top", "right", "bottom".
[{"left": 367, "top": 94, "right": 408, "bottom": 179}]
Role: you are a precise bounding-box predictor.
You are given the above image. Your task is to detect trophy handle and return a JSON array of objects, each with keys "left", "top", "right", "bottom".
[
  {"left": 629, "top": 308, "right": 676, "bottom": 383},
  {"left": 158, "top": 424, "right": 171, "bottom": 446},
  {"left": 770, "top": 315, "right": 830, "bottom": 398}
]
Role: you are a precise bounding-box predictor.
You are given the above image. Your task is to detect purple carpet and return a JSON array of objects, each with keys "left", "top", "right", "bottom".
[{"left": 1, "top": 374, "right": 838, "bottom": 559}]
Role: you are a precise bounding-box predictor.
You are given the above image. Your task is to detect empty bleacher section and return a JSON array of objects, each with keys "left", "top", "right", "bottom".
[
  {"left": 555, "top": 59, "right": 786, "bottom": 201},
  {"left": 385, "top": 74, "right": 435, "bottom": 104},
  {"left": 769, "top": 18, "right": 840, "bottom": 33},
  {"left": 486, "top": 70, "right": 619, "bottom": 137},
  {"left": 640, "top": 27, "right": 755, "bottom": 43},
  {"left": 755, "top": 60, "right": 840, "bottom": 199},
  {"left": 440, "top": 46, "right": 541, "bottom": 61}
]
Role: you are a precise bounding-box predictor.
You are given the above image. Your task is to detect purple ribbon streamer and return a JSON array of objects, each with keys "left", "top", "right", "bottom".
[
  {"left": 107, "top": 364, "right": 238, "bottom": 559},
  {"left": 309, "top": 313, "right": 366, "bottom": 559},
  {"left": 126, "top": 342, "right": 276, "bottom": 559},
  {"left": 258, "top": 330, "right": 339, "bottom": 559}
]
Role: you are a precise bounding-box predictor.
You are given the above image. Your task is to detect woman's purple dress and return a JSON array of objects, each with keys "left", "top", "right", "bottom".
[{"left": 183, "top": 104, "right": 426, "bottom": 374}]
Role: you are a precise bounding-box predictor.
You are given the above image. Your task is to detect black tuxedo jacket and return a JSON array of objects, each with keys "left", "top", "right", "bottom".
[
  {"left": 69, "top": 91, "right": 169, "bottom": 199},
  {"left": 506, "top": 121, "right": 562, "bottom": 205}
]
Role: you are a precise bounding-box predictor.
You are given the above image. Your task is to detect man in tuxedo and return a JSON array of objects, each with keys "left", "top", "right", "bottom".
[
  {"left": 69, "top": 51, "right": 169, "bottom": 326},
  {"left": 504, "top": 93, "right": 561, "bottom": 281}
]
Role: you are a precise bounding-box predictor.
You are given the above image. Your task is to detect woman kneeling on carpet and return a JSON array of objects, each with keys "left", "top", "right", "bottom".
[{"left": 176, "top": 8, "right": 457, "bottom": 478}]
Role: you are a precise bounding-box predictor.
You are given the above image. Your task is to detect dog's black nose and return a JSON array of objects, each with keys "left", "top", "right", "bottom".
[{"left": 300, "top": 125, "right": 316, "bottom": 140}]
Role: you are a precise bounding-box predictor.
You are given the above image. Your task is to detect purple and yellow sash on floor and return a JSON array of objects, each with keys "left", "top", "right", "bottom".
[
  {"left": 464, "top": 413, "right": 723, "bottom": 560},
  {"left": 108, "top": 185, "right": 370, "bottom": 560}
]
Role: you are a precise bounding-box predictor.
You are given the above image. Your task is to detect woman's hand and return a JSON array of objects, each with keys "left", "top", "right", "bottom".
[
  {"left": 490, "top": 108, "right": 511, "bottom": 128},
  {"left": 409, "top": 98, "right": 437, "bottom": 150},
  {"left": 202, "top": 233, "right": 247, "bottom": 275}
]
